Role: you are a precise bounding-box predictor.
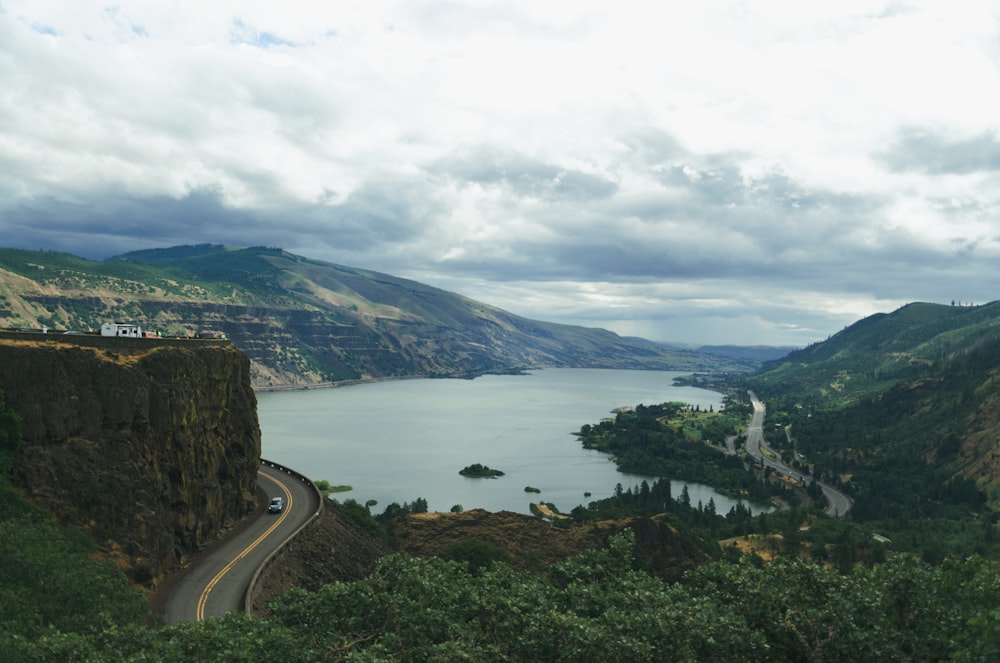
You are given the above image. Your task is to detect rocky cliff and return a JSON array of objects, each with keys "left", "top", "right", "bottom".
[{"left": 0, "top": 335, "right": 260, "bottom": 587}]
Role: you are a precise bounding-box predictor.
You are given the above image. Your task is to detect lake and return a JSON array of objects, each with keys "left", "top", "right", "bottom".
[{"left": 256, "top": 368, "right": 768, "bottom": 516}]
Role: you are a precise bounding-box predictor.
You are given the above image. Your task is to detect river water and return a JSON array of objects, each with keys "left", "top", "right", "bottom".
[{"left": 257, "top": 368, "right": 767, "bottom": 516}]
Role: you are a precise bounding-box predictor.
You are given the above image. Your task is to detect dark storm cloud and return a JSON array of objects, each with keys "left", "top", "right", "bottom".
[
  {"left": 419, "top": 141, "right": 895, "bottom": 294},
  {"left": 315, "top": 179, "right": 437, "bottom": 248},
  {"left": 552, "top": 156, "right": 890, "bottom": 286},
  {"left": 878, "top": 128, "right": 1000, "bottom": 174},
  {"left": 0, "top": 190, "right": 261, "bottom": 259},
  {"left": 0, "top": 175, "right": 438, "bottom": 261}
]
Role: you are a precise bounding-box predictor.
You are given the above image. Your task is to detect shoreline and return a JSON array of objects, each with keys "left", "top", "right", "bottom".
[
  {"left": 253, "top": 374, "right": 429, "bottom": 393},
  {"left": 252, "top": 367, "right": 537, "bottom": 393}
]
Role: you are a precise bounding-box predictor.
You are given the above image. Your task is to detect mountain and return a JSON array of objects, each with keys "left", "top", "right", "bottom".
[
  {"left": 695, "top": 344, "right": 799, "bottom": 363},
  {"left": 737, "top": 300, "right": 1000, "bottom": 518},
  {"left": 752, "top": 301, "right": 1000, "bottom": 404},
  {"left": 0, "top": 245, "right": 755, "bottom": 389}
]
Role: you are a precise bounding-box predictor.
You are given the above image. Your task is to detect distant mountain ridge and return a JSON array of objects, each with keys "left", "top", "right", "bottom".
[
  {"left": 753, "top": 301, "right": 1000, "bottom": 403},
  {"left": 0, "top": 245, "right": 760, "bottom": 388},
  {"left": 696, "top": 344, "right": 798, "bottom": 363}
]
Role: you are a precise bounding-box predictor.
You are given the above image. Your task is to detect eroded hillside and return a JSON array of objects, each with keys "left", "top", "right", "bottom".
[
  {"left": 0, "top": 245, "right": 754, "bottom": 389},
  {"left": 738, "top": 301, "right": 1000, "bottom": 510}
]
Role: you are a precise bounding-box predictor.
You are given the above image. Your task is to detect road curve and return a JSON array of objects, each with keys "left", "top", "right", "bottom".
[
  {"left": 163, "top": 462, "right": 319, "bottom": 623},
  {"left": 745, "top": 392, "right": 853, "bottom": 517}
]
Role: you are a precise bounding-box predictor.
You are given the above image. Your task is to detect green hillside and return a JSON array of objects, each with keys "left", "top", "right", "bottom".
[
  {"left": 0, "top": 245, "right": 753, "bottom": 388},
  {"left": 751, "top": 301, "right": 1000, "bottom": 404},
  {"left": 726, "top": 301, "right": 1000, "bottom": 554}
]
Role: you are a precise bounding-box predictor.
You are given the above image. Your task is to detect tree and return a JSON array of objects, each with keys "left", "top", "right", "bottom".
[
  {"left": 679, "top": 484, "right": 691, "bottom": 509},
  {"left": 5, "top": 535, "right": 999, "bottom": 661},
  {"left": 441, "top": 539, "right": 509, "bottom": 574}
]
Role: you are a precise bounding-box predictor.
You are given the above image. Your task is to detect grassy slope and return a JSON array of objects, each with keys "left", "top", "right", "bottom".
[{"left": 743, "top": 300, "right": 1000, "bottom": 507}]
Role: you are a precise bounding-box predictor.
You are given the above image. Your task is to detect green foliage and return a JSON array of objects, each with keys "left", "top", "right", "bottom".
[
  {"left": 333, "top": 498, "right": 386, "bottom": 541},
  {"left": 576, "top": 402, "right": 781, "bottom": 504},
  {"left": 724, "top": 381, "right": 1000, "bottom": 556},
  {"left": 265, "top": 531, "right": 761, "bottom": 661},
  {"left": 685, "top": 552, "right": 1000, "bottom": 662},
  {"left": 715, "top": 305, "right": 1000, "bottom": 558},
  {"left": 0, "top": 509, "right": 152, "bottom": 654},
  {"left": 376, "top": 497, "right": 429, "bottom": 524},
  {"left": 6, "top": 612, "right": 308, "bottom": 663},
  {"left": 3, "top": 528, "right": 998, "bottom": 661},
  {"left": 458, "top": 463, "right": 505, "bottom": 477},
  {"left": 440, "top": 539, "right": 510, "bottom": 574},
  {"left": 313, "top": 479, "right": 351, "bottom": 495},
  {"left": 752, "top": 301, "right": 1000, "bottom": 406}
]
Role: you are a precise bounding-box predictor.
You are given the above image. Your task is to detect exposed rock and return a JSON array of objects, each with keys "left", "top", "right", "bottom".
[{"left": 0, "top": 336, "right": 260, "bottom": 588}]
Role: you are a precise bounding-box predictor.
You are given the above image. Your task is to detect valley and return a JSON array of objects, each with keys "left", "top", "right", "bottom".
[{"left": 1, "top": 246, "right": 999, "bottom": 660}]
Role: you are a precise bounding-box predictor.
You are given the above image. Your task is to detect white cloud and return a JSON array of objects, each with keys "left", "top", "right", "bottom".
[{"left": 2, "top": 1, "right": 1000, "bottom": 346}]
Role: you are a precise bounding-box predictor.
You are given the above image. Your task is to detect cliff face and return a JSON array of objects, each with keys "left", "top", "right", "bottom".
[{"left": 0, "top": 336, "right": 260, "bottom": 587}]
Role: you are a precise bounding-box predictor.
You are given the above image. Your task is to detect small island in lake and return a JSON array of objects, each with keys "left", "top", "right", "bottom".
[{"left": 459, "top": 463, "right": 505, "bottom": 478}]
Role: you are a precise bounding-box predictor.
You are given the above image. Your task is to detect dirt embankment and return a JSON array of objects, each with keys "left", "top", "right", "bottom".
[
  {"left": 250, "top": 499, "right": 391, "bottom": 614},
  {"left": 386, "top": 509, "right": 710, "bottom": 581},
  {"left": 251, "top": 505, "right": 712, "bottom": 614}
]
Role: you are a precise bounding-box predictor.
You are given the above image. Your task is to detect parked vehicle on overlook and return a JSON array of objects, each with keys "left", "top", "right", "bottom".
[{"left": 100, "top": 322, "right": 143, "bottom": 337}]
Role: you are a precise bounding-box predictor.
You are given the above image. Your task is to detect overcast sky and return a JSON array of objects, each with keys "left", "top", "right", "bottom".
[{"left": 3, "top": 1, "right": 1000, "bottom": 347}]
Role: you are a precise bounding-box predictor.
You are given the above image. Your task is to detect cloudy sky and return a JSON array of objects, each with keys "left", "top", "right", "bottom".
[{"left": 3, "top": 1, "right": 1000, "bottom": 346}]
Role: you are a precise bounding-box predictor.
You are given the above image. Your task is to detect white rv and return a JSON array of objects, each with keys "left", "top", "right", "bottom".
[{"left": 100, "top": 322, "right": 143, "bottom": 338}]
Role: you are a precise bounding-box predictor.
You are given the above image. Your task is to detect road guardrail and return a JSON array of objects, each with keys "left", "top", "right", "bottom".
[{"left": 243, "top": 458, "right": 324, "bottom": 614}]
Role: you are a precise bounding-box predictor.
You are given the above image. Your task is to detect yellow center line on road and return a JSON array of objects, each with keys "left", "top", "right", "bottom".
[{"left": 195, "top": 471, "right": 293, "bottom": 621}]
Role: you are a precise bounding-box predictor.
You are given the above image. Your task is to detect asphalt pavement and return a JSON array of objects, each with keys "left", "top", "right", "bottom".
[
  {"left": 163, "top": 463, "right": 319, "bottom": 623},
  {"left": 745, "top": 392, "right": 852, "bottom": 517}
]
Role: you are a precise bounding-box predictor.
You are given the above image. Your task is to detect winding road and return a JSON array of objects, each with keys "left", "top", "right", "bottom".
[
  {"left": 745, "top": 392, "right": 853, "bottom": 517},
  {"left": 163, "top": 462, "right": 319, "bottom": 623}
]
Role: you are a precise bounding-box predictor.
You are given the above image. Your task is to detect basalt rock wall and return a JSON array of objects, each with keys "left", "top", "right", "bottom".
[{"left": 0, "top": 337, "right": 260, "bottom": 587}]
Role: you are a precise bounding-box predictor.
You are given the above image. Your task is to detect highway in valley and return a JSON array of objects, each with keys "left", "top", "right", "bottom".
[
  {"left": 745, "top": 392, "right": 853, "bottom": 517},
  {"left": 163, "top": 462, "right": 319, "bottom": 623}
]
